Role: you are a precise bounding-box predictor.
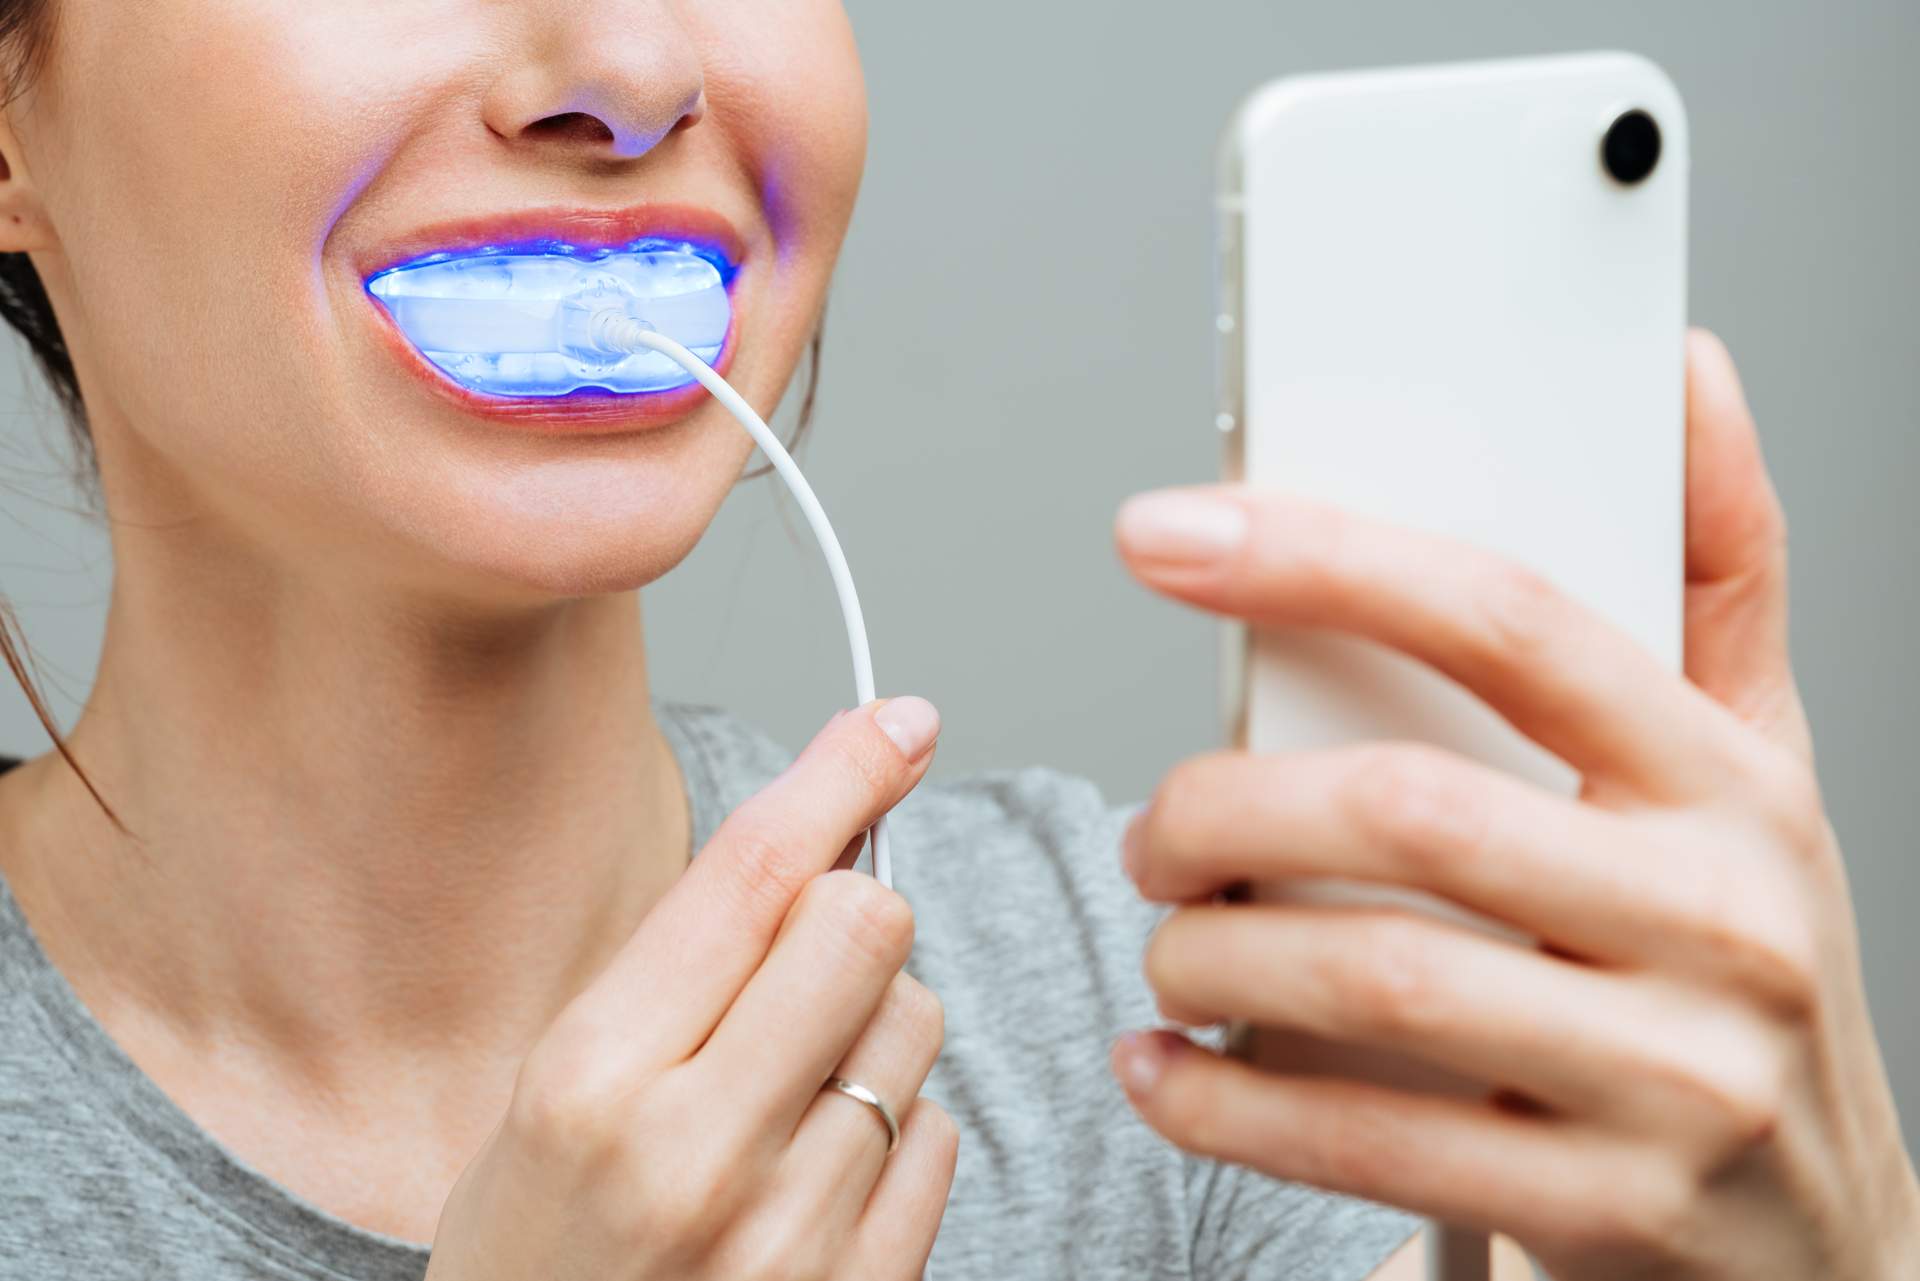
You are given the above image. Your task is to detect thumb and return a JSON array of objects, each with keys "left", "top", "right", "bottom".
[{"left": 1682, "top": 327, "right": 1813, "bottom": 762}]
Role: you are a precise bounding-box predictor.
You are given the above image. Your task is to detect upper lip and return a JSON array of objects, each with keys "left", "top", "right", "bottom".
[{"left": 354, "top": 202, "right": 748, "bottom": 283}]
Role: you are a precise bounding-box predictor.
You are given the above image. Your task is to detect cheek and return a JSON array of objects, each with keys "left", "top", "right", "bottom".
[
  {"left": 695, "top": 0, "right": 868, "bottom": 262},
  {"left": 39, "top": 1, "right": 451, "bottom": 471},
  {"left": 678, "top": 2, "right": 863, "bottom": 441}
]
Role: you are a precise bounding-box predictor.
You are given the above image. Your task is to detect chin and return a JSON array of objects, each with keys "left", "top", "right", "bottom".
[{"left": 340, "top": 408, "right": 751, "bottom": 609}]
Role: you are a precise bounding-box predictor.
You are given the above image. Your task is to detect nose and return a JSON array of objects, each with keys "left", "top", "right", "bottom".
[{"left": 481, "top": 2, "right": 706, "bottom": 161}]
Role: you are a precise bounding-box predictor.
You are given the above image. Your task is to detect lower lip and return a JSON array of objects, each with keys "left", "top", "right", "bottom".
[{"left": 367, "top": 288, "right": 744, "bottom": 436}]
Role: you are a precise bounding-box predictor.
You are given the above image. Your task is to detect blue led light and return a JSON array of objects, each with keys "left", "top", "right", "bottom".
[{"left": 365, "top": 239, "right": 732, "bottom": 397}]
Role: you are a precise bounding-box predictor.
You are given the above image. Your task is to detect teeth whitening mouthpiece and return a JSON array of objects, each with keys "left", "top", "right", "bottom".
[{"left": 365, "top": 243, "right": 730, "bottom": 397}]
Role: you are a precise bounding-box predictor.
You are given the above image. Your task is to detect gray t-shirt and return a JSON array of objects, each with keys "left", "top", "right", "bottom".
[{"left": 0, "top": 699, "right": 1420, "bottom": 1278}]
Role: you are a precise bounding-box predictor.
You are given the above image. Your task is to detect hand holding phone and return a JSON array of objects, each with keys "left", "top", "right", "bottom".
[
  {"left": 425, "top": 701, "right": 953, "bottom": 1281},
  {"left": 1112, "top": 50, "right": 1920, "bottom": 1281}
]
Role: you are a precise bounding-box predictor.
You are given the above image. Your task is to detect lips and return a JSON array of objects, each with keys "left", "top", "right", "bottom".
[
  {"left": 358, "top": 203, "right": 747, "bottom": 431},
  {"left": 356, "top": 203, "right": 747, "bottom": 283}
]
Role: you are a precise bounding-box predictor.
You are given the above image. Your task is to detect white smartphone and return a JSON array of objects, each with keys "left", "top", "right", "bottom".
[{"left": 1214, "top": 49, "right": 1688, "bottom": 1277}]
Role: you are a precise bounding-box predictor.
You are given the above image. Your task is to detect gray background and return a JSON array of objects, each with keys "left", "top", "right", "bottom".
[{"left": 0, "top": 0, "right": 1912, "bottom": 1191}]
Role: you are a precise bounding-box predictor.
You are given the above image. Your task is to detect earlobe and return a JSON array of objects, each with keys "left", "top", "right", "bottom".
[{"left": 0, "top": 113, "right": 57, "bottom": 255}]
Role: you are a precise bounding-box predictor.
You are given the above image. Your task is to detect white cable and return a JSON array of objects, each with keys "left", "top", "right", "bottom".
[
  {"left": 598, "top": 313, "right": 927, "bottom": 1280},
  {"left": 593, "top": 312, "right": 893, "bottom": 889}
]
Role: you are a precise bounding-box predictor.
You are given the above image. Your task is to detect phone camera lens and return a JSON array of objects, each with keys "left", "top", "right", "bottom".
[{"left": 1601, "top": 109, "right": 1662, "bottom": 185}]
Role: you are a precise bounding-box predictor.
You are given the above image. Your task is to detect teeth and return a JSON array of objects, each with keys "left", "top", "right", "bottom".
[{"left": 365, "top": 243, "right": 731, "bottom": 396}]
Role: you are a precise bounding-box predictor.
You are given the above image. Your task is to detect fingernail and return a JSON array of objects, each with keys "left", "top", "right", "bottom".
[
  {"left": 1115, "top": 490, "right": 1248, "bottom": 565},
  {"left": 1121, "top": 808, "right": 1146, "bottom": 882},
  {"left": 1112, "top": 1029, "right": 1178, "bottom": 1096},
  {"left": 874, "top": 696, "right": 941, "bottom": 763}
]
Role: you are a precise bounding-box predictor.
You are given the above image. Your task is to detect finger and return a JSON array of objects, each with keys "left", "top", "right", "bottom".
[
  {"left": 560, "top": 696, "right": 940, "bottom": 1072},
  {"left": 1682, "top": 328, "right": 1812, "bottom": 762},
  {"left": 846, "top": 1098, "right": 960, "bottom": 1281},
  {"left": 694, "top": 869, "right": 916, "bottom": 1161},
  {"left": 1114, "top": 485, "right": 1744, "bottom": 802},
  {"left": 1125, "top": 741, "right": 1697, "bottom": 966},
  {"left": 774, "top": 971, "right": 945, "bottom": 1242},
  {"left": 1111, "top": 1029, "right": 1653, "bottom": 1245},
  {"left": 1144, "top": 901, "right": 1773, "bottom": 1130}
]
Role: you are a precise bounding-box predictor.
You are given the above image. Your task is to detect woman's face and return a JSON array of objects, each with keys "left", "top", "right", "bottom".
[{"left": 2, "top": 0, "right": 867, "bottom": 604}]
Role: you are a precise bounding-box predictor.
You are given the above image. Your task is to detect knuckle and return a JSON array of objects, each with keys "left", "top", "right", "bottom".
[
  {"left": 510, "top": 1061, "right": 755, "bottom": 1248},
  {"left": 896, "top": 1098, "right": 962, "bottom": 1192},
  {"left": 1742, "top": 747, "right": 1832, "bottom": 865},
  {"left": 507, "top": 1044, "right": 625, "bottom": 1160},
  {"left": 914, "top": 1097, "right": 961, "bottom": 1156},
  {"left": 1731, "top": 924, "right": 1818, "bottom": 1020},
  {"left": 1476, "top": 558, "right": 1567, "bottom": 663},
  {"left": 1708, "top": 1072, "right": 1787, "bottom": 1164},
  {"left": 1591, "top": 1158, "right": 1699, "bottom": 1256},
  {"left": 798, "top": 869, "right": 916, "bottom": 968},
  {"left": 885, "top": 972, "right": 946, "bottom": 1056},
  {"left": 1344, "top": 743, "right": 1487, "bottom": 874},
  {"left": 1686, "top": 889, "right": 1819, "bottom": 1019},
  {"left": 716, "top": 1211, "right": 831, "bottom": 1281},
  {"left": 1323, "top": 916, "right": 1440, "bottom": 1038},
  {"left": 1152, "top": 1068, "right": 1227, "bottom": 1155},
  {"left": 1140, "top": 754, "right": 1220, "bottom": 871},
  {"left": 624, "top": 1138, "right": 742, "bottom": 1244},
  {"left": 1684, "top": 1048, "right": 1790, "bottom": 1169},
  {"left": 1631, "top": 1019, "right": 1790, "bottom": 1175},
  {"left": 714, "top": 811, "right": 813, "bottom": 912},
  {"left": 1141, "top": 912, "right": 1197, "bottom": 1006},
  {"left": 833, "top": 722, "right": 904, "bottom": 799},
  {"left": 1290, "top": 1094, "right": 1402, "bottom": 1194},
  {"left": 1658, "top": 846, "right": 1820, "bottom": 1022}
]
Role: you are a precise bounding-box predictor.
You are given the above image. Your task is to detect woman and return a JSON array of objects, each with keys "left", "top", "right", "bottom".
[{"left": 0, "top": 2, "right": 1909, "bottom": 1278}]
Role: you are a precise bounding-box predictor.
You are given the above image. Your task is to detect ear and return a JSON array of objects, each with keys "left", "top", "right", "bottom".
[{"left": 0, "top": 107, "right": 57, "bottom": 254}]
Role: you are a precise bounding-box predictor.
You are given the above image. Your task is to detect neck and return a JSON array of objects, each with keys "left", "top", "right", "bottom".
[{"left": 0, "top": 516, "right": 691, "bottom": 1087}]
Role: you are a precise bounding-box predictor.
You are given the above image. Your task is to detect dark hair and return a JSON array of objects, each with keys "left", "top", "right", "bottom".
[{"left": 0, "top": 0, "right": 820, "bottom": 837}]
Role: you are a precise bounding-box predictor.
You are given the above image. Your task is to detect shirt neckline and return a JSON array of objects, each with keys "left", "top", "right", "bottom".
[{"left": 0, "top": 699, "right": 715, "bottom": 1280}]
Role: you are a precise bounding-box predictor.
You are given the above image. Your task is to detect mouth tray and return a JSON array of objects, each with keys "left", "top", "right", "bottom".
[{"left": 364, "top": 241, "right": 731, "bottom": 397}]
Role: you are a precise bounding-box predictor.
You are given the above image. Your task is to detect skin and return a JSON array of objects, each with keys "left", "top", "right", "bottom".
[{"left": 0, "top": 0, "right": 1905, "bottom": 1276}]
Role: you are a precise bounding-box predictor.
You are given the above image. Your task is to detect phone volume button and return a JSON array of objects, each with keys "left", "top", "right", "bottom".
[{"left": 1214, "top": 203, "right": 1245, "bottom": 471}]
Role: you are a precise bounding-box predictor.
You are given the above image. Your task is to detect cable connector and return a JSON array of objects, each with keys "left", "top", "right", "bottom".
[{"left": 587, "top": 308, "right": 659, "bottom": 358}]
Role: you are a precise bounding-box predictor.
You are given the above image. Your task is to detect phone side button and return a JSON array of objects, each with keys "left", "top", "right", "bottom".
[{"left": 1213, "top": 203, "right": 1244, "bottom": 452}]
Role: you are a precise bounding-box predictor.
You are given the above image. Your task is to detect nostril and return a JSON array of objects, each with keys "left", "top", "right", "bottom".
[{"left": 523, "top": 111, "right": 616, "bottom": 145}]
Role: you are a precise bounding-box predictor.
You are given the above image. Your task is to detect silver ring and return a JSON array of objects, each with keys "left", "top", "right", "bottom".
[{"left": 823, "top": 1076, "right": 900, "bottom": 1155}]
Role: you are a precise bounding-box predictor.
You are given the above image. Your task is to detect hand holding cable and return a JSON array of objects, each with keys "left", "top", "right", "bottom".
[{"left": 423, "top": 698, "right": 953, "bottom": 1281}]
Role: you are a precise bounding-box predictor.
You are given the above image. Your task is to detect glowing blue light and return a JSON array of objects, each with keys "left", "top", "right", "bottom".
[{"left": 364, "top": 239, "right": 732, "bottom": 397}]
